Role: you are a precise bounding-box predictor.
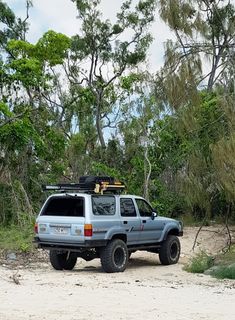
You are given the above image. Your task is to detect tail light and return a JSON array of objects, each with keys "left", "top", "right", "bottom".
[
  {"left": 84, "top": 224, "right": 93, "bottom": 237},
  {"left": 34, "top": 223, "right": 38, "bottom": 234}
]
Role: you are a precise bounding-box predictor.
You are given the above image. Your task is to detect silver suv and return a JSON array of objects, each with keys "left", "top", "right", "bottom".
[{"left": 34, "top": 176, "right": 183, "bottom": 273}]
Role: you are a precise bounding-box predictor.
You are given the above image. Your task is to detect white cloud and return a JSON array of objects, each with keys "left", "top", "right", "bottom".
[{"left": 31, "top": 0, "right": 79, "bottom": 37}]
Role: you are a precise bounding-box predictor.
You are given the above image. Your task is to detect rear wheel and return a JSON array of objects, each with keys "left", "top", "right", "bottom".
[
  {"left": 159, "top": 235, "right": 180, "bottom": 265},
  {"left": 100, "top": 239, "right": 128, "bottom": 273},
  {"left": 49, "top": 250, "right": 77, "bottom": 270}
]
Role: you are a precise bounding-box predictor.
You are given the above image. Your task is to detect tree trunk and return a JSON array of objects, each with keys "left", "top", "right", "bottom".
[
  {"left": 95, "top": 92, "right": 106, "bottom": 149},
  {"left": 143, "top": 140, "right": 151, "bottom": 202},
  {"left": 207, "top": 48, "right": 224, "bottom": 91}
]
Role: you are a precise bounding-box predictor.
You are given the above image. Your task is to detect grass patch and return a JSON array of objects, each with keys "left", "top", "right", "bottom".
[
  {"left": 0, "top": 225, "right": 35, "bottom": 253},
  {"left": 184, "top": 251, "right": 214, "bottom": 273}
]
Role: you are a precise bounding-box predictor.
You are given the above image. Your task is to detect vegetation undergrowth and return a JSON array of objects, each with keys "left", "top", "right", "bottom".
[
  {"left": 184, "top": 251, "right": 214, "bottom": 274},
  {"left": 0, "top": 225, "right": 35, "bottom": 253},
  {"left": 211, "top": 246, "right": 235, "bottom": 280},
  {"left": 210, "top": 264, "right": 235, "bottom": 280},
  {"left": 185, "top": 246, "right": 235, "bottom": 280}
]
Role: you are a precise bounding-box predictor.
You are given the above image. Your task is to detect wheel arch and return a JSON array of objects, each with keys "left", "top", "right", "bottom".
[
  {"left": 163, "top": 228, "right": 180, "bottom": 240},
  {"left": 111, "top": 234, "right": 127, "bottom": 243}
]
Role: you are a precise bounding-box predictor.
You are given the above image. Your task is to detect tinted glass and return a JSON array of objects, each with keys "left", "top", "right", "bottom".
[
  {"left": 42, "top": 197, "right": 84, "bottom": 217},
  {"left": 92, "top": 196, "right": 115, "bottom": 215},
  {"left": 120, "top": 198, "right": 137, "bottom": 217},
  {"left": 135, "top": 199, "right": 153, "bottom": 217}
]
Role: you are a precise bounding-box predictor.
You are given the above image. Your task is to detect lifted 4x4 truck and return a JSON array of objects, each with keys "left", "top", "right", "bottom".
[{"left": 34, "top": 176, "right": 183, "bottom": 273}]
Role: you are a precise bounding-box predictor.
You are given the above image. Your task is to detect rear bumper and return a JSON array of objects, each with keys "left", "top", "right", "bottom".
[{"left": 34, "top": 237, "right": 108, "bottom": 251}]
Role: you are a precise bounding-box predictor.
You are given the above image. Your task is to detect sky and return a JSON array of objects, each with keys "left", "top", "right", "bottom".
[{"left": 4, "top": 0, "right": 175, "bottom": 73}]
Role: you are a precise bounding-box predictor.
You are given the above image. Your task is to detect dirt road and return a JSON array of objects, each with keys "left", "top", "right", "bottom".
[{"left": 0, "top": 226, "right": 235, "bottom": 320}]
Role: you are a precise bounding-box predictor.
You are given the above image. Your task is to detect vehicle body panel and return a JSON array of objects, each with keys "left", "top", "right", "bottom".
[{"left": 35, "top": 193, "right": 183, "bottom": 250}]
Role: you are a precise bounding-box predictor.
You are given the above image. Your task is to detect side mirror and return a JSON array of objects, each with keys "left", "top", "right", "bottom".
[{"left": 151, "top": 211, "right": 158, "bottom": 220}]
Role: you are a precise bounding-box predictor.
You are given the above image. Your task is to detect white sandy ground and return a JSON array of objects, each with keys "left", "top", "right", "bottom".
[{"left": 0, "top": 226, "right": 235, "bottom": 320}]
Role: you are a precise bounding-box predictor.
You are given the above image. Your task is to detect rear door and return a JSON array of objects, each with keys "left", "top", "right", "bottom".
[
  {"left": 135, "top": 198, "right": 164, "bottom": 243},
  {"left": 90, "top": 195, "right": 121, "bottom": 241},
  {"left": 119, "top": 197, "right": 141, "bottom": 244},
  {"left": 37, "top": 195, "right": 86, "bottom": 243}
]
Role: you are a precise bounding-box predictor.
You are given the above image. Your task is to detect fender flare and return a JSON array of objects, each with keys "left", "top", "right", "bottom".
[{"left": 163, "top": 227, "right": 180, "bottom": 241}]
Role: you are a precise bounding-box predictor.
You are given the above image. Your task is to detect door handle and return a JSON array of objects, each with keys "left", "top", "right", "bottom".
[
  {"left": 142, "top": 220, "right": 146, "bottom": 223},
  {"left": 123, "top": 221, "right": 128, "bottom": 224}
]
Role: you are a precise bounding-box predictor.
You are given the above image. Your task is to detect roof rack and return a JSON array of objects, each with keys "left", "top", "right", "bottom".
[{"left": 42, "top": 176, "right": 125, "bottom": 194}]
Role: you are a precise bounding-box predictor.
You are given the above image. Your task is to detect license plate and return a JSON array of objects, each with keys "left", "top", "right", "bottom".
[{"left": 54, "top": 227, "right": 68, "bottom": 234}]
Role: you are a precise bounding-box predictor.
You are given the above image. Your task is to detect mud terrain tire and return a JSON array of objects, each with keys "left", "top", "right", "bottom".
[
  {"left": 100, "top": 239, "right": 128, "bottom": 273},
  {"left": 49, "top": 250, "right": 77, "bottom": 270},
  {"left": 159, "top": 235, "right": 180, "bottom": 265}
]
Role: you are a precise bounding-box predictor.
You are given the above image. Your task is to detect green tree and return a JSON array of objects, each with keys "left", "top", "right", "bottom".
[
  {"left": 66, "top": 0, "right": 157, "bottom": 149},
  {"left": 0, "top": 2, "right": 73, "bottom": 225},
  {"left": 151, "top": 0, "right": 235, "bottom": 219}
]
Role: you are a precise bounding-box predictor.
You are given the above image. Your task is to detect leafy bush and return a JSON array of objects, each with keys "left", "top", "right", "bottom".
[
  {"left": 184, "top": 251, "right": 214, "bottom": 273},
  {"left": 150, "top": 180, "right": 187, "bottom": 217}
]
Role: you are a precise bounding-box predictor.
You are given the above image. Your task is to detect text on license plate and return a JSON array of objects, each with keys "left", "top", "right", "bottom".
[{"left": 54, "top": 227, "right": 69, "bottom": 234}]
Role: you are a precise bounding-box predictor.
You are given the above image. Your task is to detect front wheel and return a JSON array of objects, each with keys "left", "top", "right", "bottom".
[
  {"left": 49, "top": 250, "right": 77, "bottom": 270},
  {"left": 159, "top": 235, "right": 180, "bottom": 265},
  {"left": 100, "top": 239, "right": 128, "bottom": 273}
]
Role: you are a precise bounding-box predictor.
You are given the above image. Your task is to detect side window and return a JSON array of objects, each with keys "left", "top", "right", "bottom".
[
  {"left": 135, "top": 199, "right": 153, "bottom": 217},
  {"left": 92, "top": 196, "right": 115, "bottom": 215},
  {"left": 120, "top": 198, "right": 137, "bottom": 217}
]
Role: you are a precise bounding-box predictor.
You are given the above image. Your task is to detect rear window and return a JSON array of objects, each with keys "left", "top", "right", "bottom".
[
  {"left": 92, "top": 196, "right": 115, "bottom": 215},
  {"left": 42, "top": 197, "right": 84, "bottom": 217}
]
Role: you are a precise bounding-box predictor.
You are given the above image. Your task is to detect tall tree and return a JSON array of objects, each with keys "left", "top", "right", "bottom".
[{"left": 66, "top": 0, "right": 157, "bottom": 148}]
